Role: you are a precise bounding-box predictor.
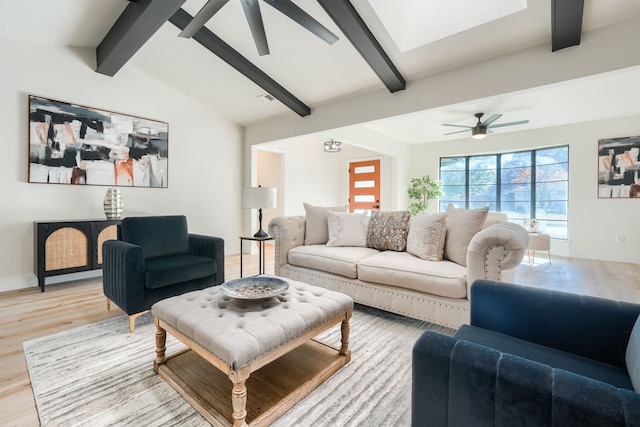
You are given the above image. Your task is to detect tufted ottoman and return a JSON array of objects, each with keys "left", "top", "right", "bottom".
[{"left": 151, "top": 276, "right": 354, "bottom": 427}]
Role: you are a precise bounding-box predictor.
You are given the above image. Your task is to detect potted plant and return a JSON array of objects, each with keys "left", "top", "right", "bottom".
[{"left": 407, "top": 175, "right": 444, "bottom": 216}]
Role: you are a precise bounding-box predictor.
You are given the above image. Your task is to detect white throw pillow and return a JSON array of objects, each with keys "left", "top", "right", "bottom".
[
  {"left": 303, "top": 203, "right": 349, "bottom": 245},
  {"left": 326, "top": 211, "right": 369, "bottom": 247},
  {"left": 444, "top": 204, "right": 489, "bottom": 266},
  {"left": 406, "top": 212, "right": 447, "bottom": 261}
]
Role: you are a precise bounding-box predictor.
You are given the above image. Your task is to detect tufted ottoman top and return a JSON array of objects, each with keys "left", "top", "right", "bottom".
[{"left": 151, "top": 276, "right": 354, "bottom": 370}]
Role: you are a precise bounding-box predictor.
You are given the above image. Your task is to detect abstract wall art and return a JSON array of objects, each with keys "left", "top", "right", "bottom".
[
  {"left": 28, "top": 95, "right": 168, "bottom": 187},
  {"left": 598, "top": 135, "right": 640, "bottom": 198}
]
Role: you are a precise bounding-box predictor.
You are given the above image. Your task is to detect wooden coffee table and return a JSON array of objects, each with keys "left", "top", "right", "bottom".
[{"left": 152, "top": 278, "right": 353, "bottom": 427}]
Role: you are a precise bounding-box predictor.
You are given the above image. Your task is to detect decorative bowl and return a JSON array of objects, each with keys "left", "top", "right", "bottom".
[{"left": 220, "top": 276, "right": 289, "bottom": 300}]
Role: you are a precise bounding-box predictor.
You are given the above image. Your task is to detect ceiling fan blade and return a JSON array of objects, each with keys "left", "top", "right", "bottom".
[
  {"left": 442, "top": 124, "right": 473, "bottom": 129},
  {"left": 481, "top": 113, "right": 502, "bottom": 126},
  {"left": 178, "top": 0, "right": 231, "bottom": 38},
  {"left": 487, "top": 119, "right": 530, "bottom": 129},
  {"left": 444, "top": 129, "right": 472, "bottom": 135},
  {"left": 263, "top": 0, "right": 339, "bottom": 45},
  {"left": 241, "top": 0, "right": 269, "bottom": 55}
]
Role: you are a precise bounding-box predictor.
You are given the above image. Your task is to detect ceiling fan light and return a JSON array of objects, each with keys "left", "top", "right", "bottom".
[
  {"left": 324, "top": 139, "right": 342, "bottom": 152},
  {"left": 472, "top": 127, "right": 487, "bottom": 139}
]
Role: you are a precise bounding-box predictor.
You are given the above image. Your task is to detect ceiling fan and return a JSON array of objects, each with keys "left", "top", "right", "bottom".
[
  {"left": 442, "top": 113, "right": 530, "bottom": 139},
  {"left": 179, "top": 0, "right": 339, "bottom": 56}
]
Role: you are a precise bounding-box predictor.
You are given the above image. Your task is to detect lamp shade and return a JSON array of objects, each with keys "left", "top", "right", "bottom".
[{"left": 242, "top": 187, "right": 277, "bottom": 209}]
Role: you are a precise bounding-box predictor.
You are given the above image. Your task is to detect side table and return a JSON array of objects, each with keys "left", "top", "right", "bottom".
[
  {"left": 527, "top": 232, "right": 551, "bottom": 265},
  {"left": 239, "top": 236, "right": 274, "bottom": 277}
]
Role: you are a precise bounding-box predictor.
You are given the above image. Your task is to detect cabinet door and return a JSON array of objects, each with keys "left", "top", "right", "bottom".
[
  {"left": 92, "top": 221, "right": 120, "bottom": 269},
  {"left": 38, "top": 222, "right": 92, "bottom": 273},
  {"left": 45, "top": 227, "right": 89, "bottom": 271}
]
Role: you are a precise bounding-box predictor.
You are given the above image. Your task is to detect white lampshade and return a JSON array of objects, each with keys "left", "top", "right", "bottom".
[{"left": 242, "top": 187, "right": 277, "bottom": 209}]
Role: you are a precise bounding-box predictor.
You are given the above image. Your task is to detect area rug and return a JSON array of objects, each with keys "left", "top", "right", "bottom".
[{"left": 24, "top": 306, "right": 454, "bottom": 426}]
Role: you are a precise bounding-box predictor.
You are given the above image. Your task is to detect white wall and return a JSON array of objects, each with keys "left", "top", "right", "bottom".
[
  {"left": 257, "top": 149, "right": 284, "bottom": 231},
  {"left": 410, "top": 116, "right": 640, "bottom": 264},
  {"left": 245, "top": 134, "right": 390, "bottom": 217},
  {"left": 0, "top": 38, "right": 244, "bottom": 292},
  {"left": 280, "top": 139, "right": 344, "bottom": 216},
  {"left": 251, "top": 137, "right": 387, "bottom": 217}
]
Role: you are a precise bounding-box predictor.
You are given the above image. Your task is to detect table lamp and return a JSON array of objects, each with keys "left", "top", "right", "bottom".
[{"left": 243, "top": 186, "right": 277, "bottom": 237}]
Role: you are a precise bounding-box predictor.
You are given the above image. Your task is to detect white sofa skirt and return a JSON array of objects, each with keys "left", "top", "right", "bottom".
[{"left": 279, "top": 263, "right": 471, "bottom": 329}]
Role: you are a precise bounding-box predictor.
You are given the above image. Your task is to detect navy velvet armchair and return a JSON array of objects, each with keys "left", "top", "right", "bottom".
[
  {"left": 102, "top": 215, "right": 224, "bottom": 332},
  {"left": 412, "top": 279, "right": 640, "bottom": 427}
]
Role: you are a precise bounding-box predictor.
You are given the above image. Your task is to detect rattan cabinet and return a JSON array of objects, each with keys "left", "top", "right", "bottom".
[{"left": 34, "top": 219, "right": 120, "bottom": 292}]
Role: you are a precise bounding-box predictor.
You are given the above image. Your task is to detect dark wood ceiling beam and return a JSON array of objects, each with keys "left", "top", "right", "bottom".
[
  {"left": 551, "top": 0, "right": 584, "bottom": 52},
  {"left": 179, "top": 0, "right": 230, "bottom": 39},
  {"left": 96, "top": 0, "right": 186, "bottom": 76},
  {"left": 317, "top": 0, "right": 405, "bottom": 93},
  {"left": 170, "top": 8, "right": 310, "bottom": 117}
]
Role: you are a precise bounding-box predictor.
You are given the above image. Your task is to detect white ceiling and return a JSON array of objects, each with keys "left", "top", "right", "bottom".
[
  {"left": 365, "top": 65, "right": 640, "bottom": 144},
  {"left": 3, "top": 0, "right": 640, "bottom": 144}
]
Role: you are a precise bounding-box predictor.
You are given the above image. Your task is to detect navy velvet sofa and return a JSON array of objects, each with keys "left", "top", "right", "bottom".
[
  {"left": 412, "top": 279, "right": 640, "bottom": 427},
  {"left": 103, "top": 215, "right": 224, "bottom": 332}
]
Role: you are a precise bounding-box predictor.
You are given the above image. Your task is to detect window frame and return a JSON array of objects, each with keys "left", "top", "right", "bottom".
[{"left": 439, "top": 145, "right": 569, "bottom": 239}]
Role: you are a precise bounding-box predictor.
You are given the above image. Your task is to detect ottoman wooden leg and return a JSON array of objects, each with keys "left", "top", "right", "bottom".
[
  {"left": 340, "top": 310, "right": 352, "bottom": 362},
  {"left": 154, "top": 318, "right": 167, "bottom": 374},
  {"left": 229, "top": 369, "right": 250, "bottom": 427}
]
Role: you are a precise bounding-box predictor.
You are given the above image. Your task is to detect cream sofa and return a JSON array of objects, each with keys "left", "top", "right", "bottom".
[{"left": 268, "top": 212, "right": 529, "bottom": 328}]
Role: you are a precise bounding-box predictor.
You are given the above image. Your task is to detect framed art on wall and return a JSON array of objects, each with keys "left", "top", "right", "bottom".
[
  {"left": 597, "top": 135, "right": 640, "bottom": 198},
  {"left": 28, "top": 95, "right": 168, "bottom": 187}
]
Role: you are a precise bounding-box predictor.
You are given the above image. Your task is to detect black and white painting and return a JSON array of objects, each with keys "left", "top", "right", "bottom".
[
  {"left": 29, "top": 95, "right": 168, "bottom": 187},
  {"left": 598, "top": 136, "right": 640, "bottom": 198}
]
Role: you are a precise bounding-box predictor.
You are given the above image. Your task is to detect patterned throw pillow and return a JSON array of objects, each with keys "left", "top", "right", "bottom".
[
  {"left": 366, "top": 210, "right": 411, "bottom": 251},
  {"left": 406, "top": 212, "right": 447, "bottom": 261}
]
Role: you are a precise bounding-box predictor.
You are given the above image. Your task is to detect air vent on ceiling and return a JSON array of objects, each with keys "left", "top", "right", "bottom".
[{"left": 257, "top": 93, "right": 276, "bottom": 103}]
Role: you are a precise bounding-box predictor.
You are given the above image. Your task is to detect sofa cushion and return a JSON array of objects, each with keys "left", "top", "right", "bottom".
[
  {"left": 366, "top": 210, "right": 411, "bottom": 252},
  {"left": 456, "top": 324, "right": 634, "bottom": 390},
  {"left": 357, "top": 251, "right": 467, "bottom": 298},
  {"left": 144, "top": 254, "right": 217, "bottom": 289},
  {"left": 327, "top": 211, "right": 368, "bottom": 247},
  {"left": 626, "top": 315, "right": 640, "bottom": 391},
  {"left": 406, "top": 212, "right": 447, "bottom": 261},
  {"left": 121, "top": 215, "right": 190, "bottom": 260},
  {"left": 303, "top": 203, "right": 349, "bottom": 245},
  {"left": 288, "top": 245, "right": 380, "bottom": 279},
  {"left": 444, "top": 205, "right": 489, "bottom": 266}
]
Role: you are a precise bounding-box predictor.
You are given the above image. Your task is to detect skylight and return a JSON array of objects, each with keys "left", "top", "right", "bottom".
[{"left": 368, "top": 0, "right": 528, "bottom": 52}]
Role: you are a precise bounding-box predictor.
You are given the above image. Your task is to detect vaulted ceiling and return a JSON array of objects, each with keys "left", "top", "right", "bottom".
[{"left": 3, "top": 0, "right": 640, "bottom": 144}]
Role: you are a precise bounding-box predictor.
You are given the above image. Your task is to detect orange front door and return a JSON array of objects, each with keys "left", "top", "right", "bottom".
[{"left": 349, "top": 159, "right": 380, "bottom": 212}]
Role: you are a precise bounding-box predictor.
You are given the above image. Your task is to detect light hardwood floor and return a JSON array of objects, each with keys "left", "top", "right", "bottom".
[{"left": 0, "top": 245, "right": 638, "bottom": 426}]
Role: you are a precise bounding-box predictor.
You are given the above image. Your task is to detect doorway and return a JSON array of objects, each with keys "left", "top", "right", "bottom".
[
  {"left": 257, "top": 149, "right": 284, "bottom": 229},
  {"left": 349, "top": 159, "right": 380, "bottom": 212}
]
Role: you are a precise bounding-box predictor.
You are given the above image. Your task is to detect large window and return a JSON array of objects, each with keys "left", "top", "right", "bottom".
[{"left": 439, "top": 146, "right": 568, "bottom": 239}]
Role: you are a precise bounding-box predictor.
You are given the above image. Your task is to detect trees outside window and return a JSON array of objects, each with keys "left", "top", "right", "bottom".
[{"left": 439, "top": 146, "right": 569, "bottom": 239}]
